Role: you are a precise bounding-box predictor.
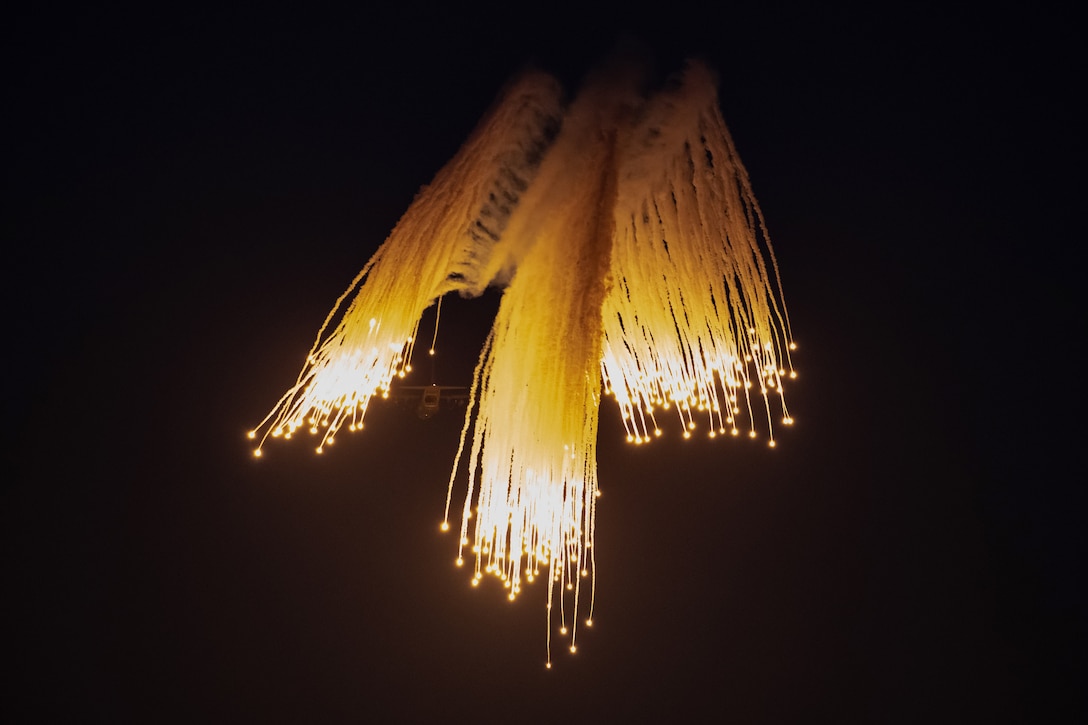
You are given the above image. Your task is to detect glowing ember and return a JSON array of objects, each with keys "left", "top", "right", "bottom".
[{"left": 252, "top": 57, "right": 795, "bottom": 667}]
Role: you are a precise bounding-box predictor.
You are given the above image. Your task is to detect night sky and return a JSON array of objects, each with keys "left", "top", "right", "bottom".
[{"left": 5, "top": 4, "right": 1083, "bottom": 723}]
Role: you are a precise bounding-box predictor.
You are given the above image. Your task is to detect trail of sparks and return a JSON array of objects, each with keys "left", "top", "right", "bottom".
[
  {"left": 252, "top": 57, "right": 795, "bottom": 667},
  {"left": 602, "top": 62, "right": 796, "bottom": 447},
  {"left": 442, "top": 66, "right": 635, "bottom": 664},
  {"left": 248, "top": 71, "right": 562, "bottom": 454}
]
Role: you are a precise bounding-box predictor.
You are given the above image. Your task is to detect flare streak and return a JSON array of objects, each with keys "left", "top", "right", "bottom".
[{"left": 251, "top": 58, "right": 795, "bottom": 666}]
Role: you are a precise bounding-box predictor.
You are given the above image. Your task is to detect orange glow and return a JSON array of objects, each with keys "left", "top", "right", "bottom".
[{"left": 252, "top": 58, "right": 795, "bottom": 667}]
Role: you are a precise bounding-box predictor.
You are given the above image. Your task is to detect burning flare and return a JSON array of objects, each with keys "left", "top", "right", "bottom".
[
  {"left": 251, "top": 58, "right": 795, "bottom": 667},
  {"left": 248, "top": 70, "right": 562, "bottom": 453},
  {"left": 602, "top": 61, "right": 795, "bottom": 447}
]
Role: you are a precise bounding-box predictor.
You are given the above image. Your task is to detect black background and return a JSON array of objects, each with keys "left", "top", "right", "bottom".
[{"left": 5, "top": 3, "right": 1083, "bottom": 722}]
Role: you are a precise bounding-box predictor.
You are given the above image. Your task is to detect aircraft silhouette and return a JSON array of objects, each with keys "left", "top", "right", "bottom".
[{"left": 387, "top": 384, "right": 470, "bottom": 419}]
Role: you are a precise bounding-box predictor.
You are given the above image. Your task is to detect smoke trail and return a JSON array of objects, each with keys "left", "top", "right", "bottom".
[
  {"left": 601, "top": 60, "right": 795, "bottom": 446},
  {"left": 249, "top": 71, "right": 563, "bottom": 454},
  {"left": 444, "top": 63, "right": 644, "bottom": 665},
  {"left": 447, "top": 72, "right": 564, "bottom": 296},
  {"left": 443, "top": 61, "right": 795, "bottom": 663},
  {"left": 252, "top": 55, "right": 796, "bottom": 667}
]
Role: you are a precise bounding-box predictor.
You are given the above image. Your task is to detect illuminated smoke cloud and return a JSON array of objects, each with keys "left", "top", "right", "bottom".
[{"left": 251, "top": 57, "right": 795, "bottom": 666}]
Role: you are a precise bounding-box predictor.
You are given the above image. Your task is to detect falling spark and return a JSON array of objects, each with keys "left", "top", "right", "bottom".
[{"left": 251, "top": 56, "right": 795, "bottom": 667}]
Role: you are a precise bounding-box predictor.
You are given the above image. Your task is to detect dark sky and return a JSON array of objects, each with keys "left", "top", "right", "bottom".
[{"left": 5, "top": 4, "right": 1083, "bottom": 723}]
